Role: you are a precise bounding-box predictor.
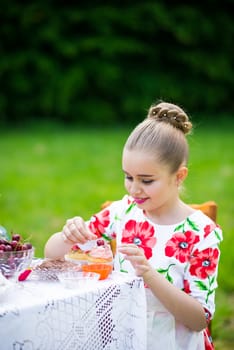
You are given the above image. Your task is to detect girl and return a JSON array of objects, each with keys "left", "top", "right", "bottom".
[{"left": 45, "top": 101, "right": 222, "bottom": 350}]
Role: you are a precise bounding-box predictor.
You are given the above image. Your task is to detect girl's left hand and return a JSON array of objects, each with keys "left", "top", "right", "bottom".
[{"left": 118, "top": 243, "right": 151, "bottom": 276}]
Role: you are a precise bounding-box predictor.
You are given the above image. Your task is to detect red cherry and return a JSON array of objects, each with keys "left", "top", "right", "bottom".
[
  {"left": 97, "top": 239, "right": 105, "bottom": 246},
  {"left": 72, "top": 244, "right": 80, "bottom": 251},
  {"left": 10, "top": 240, "right": 19, "bottom": 250},
  {"left": 12, "top": 234, "right": 21, "bottom": 242},
  {"left": 0, "top": 239, "right": 8, "bottom": 245},
  {"left": 23, "top": 243, "right": 32, "bottom": 250},
  {"left": 5, "top": 245, "right": 12, "bottom": 252}
]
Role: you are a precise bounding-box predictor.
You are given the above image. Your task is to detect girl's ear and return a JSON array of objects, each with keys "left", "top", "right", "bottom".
[{"left": 176, "top": 166, "right": 188, "bottom": 186}]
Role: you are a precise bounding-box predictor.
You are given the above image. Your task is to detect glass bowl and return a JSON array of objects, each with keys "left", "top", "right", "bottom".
[
  {"left": 82, "top": 263, "right": 113, "bottom": 280},
  {"left": 30, "top": 258, "right": 82, "bottom": 282},
  {"left": 58, "top": 271, "right": 100, "bottom": 289},
  {"left": 0, "top": 248, "right": 34, "bottom": 280}
]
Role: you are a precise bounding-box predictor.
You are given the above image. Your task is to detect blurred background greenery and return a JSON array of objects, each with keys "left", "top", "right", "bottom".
[
  {"left": 1, "top": 1, "right": 233, "bottom": 348},
  {"left": 0, "top": 1, "right": 233, "bottom": 126}
]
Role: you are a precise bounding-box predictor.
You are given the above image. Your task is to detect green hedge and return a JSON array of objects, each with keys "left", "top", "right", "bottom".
[{"left": 0, "top": 1, "right": 233, "bottom": 125}]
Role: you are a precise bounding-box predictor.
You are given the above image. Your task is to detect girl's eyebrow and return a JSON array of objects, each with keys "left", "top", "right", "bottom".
[
  {"left": 123, "top": 170, "right": 155, "bottom": 177},
  {"left": 138, "top": 174, "right": 154, "bottom": 177}
]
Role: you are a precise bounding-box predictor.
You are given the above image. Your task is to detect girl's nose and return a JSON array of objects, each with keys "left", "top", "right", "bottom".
[{"left": 130, "top": 182, "right": 142, "bottom": 196}]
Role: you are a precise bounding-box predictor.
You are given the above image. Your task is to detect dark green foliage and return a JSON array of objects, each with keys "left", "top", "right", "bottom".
[{"left": 0, "top": 1, "right": 233, "bottom": 125}]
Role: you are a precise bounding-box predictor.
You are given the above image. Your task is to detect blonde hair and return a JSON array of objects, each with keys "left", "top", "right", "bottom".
[{"left": 124, "top": 101, "right": 193, "bottom": 173}]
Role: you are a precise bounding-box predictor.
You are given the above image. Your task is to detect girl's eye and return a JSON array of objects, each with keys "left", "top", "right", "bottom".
[
  {"left": 142, "top": 179, "right": 154, "bottom": 184},
  {"left": 125, "top": 175, "right": 133, "bottom": 181},
  {"left": 125, "top": 175, "right": 153, "bottom": 184}
]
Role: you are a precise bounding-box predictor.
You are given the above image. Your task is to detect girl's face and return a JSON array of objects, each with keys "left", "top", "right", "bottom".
[{"left": 122, "top": 149, "right": 186, "bottom": 217}]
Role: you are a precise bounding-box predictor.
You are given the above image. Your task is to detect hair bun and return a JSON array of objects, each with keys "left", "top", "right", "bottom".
[{"left": 148, "top": 102, "right": 192, "bottom": 135}]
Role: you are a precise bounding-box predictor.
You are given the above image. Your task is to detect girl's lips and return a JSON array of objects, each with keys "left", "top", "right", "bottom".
[{"left": 134, "top": 198, "right": 148, "bottom": 204}]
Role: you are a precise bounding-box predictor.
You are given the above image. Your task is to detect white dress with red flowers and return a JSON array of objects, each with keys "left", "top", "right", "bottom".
[{"left": 87, "top": 195, "right": 223, "bottom": 350}]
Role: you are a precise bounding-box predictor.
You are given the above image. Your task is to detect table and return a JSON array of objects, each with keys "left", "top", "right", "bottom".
[{"left": 0, "top": 272, "right": 146, "bottom": 350}]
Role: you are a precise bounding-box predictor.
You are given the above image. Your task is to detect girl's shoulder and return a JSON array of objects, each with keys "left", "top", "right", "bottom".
[
  {"left": 182, "top": 210, "right": 223, "bottom": 245},
  {"left": 186, "top": 209, "right": 220, "bottom": 230}
]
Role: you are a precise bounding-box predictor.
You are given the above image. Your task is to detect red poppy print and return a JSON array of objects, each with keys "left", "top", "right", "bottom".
[
  {"left": 88, "top": 209, "right": 110, "bottom": 237},
  {"left": 121, "top": 220, "right": 156, "bottom": 259},
  {"left": 127, "top": 197, "right": 133, "bottom": 205},
  {"left": 203, "top": 307, "right": 212, "bottom": 324},
  {"left": 183, "top": 279, "right": 191, "bottom": 294},
  {"left": 204, "top": 327, "right": 214, "bottom": 350},
  {"left": 189, "top": 247, "right": 219, "bottom": 279},
  {"left": 204, "top": 224, "right": 216, "bottom": 238},
  {"left": 165, "top": 231, "right": 200, "bottom": 263}
]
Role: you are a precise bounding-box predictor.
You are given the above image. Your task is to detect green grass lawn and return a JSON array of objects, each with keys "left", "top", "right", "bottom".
[{"left": 0, "top": 121, "right": 233, "bottom": 348}]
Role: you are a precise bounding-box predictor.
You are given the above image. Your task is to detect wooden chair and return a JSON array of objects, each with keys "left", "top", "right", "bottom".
[{"left": 189, "top": 201, "right": 217, "bottom": 222}]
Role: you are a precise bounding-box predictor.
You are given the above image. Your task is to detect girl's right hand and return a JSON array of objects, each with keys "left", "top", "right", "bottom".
[{"left": 61, "top": 216, "right": 97, "bottom": 244}]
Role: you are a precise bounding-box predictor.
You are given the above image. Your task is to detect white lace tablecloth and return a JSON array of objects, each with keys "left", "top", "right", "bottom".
[{"left": 0, "top": 272, "right": 146, "bottom": 350}]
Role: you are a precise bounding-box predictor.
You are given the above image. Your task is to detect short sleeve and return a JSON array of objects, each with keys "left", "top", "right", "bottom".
[{"left": 184, "top": 222, "right": 223, "bottom": 317}]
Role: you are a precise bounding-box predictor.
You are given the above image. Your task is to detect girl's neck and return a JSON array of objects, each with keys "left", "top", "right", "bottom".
[{"left": 144, "top": 199, "right": 195, "bottom": 226}]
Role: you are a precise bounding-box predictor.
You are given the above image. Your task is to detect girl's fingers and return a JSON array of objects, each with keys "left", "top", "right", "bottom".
[
  {"left": 73, "top": 217, "right": 97, "bottom": 240},
  {"left": 62, "top": 216, "right": 97, "bottom": 243},
  {"left": 118, "top": 244, "right": 143, "bottom": 256},
  {"left": 118, "top": 244, "right": 151, "bottom": 277},
  {"left": 62, "top": 225, "right": 78, "bottom": 243}
]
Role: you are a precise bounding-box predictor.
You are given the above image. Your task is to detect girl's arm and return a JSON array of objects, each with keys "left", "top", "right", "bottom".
[
  {"left": 118, "top": 244, "right": 207, "bottom": 332},
  {"left": 143, "top": 267, "right": 207, "bottom": 331},
  {"left": 44, "top": 216, "right": 97, "bottom": 258},
  {"left": 44, "top": 232, "right": 73, "bottom": 259}
]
